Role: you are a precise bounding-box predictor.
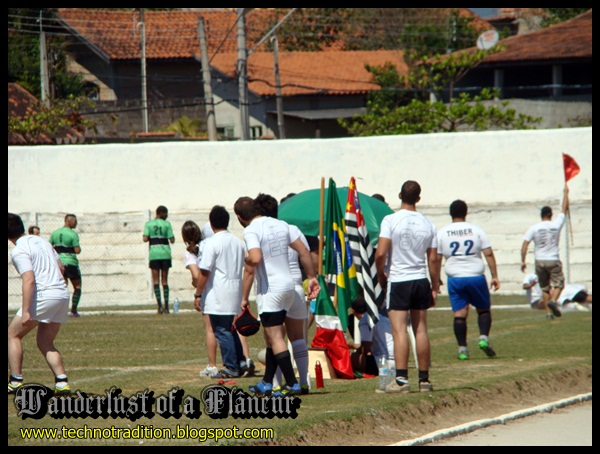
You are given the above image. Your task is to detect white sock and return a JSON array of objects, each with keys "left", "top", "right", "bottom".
[{"left": 291, "top": 339, "right": 309, "bottom": 386}]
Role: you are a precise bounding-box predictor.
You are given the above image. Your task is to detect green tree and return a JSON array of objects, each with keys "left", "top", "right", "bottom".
[
  {"left": 340, "top": 49, "right": 541, "bottom": 136},
  {"left": 541, "top": 8, "right": 591, "bottom": 27},
  {"left": 8, "top": 95, "right": 96, "bottom": 143},
  {"left": 8, "top": 8, "right": 86, "bottom": 100}
]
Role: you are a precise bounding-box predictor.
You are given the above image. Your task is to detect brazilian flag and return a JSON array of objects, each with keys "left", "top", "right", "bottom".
[{"left": 323, "top": 178, "right": 359, "bottom": 332}]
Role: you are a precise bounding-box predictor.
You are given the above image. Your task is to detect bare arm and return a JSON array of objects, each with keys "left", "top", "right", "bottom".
[
  {"left": 427, "top": 247, "right": 440, "bottom": 306},
  {"left": 561, "top": 184, "right": 569, "bottom": 214},
  {"left": 194, "top": 269, "right": 210, "bottom": 312},
  {"left": 520, "top": 240, "right": 530, "bottom": 272},
  {"left": 20, "top": 270, "right": 35, "bottom": 324},
  {"left": 143, "top": 235, "right": 149, "bottom": 243},
  {"left": 483, "top": 247, "right": 500, "bottom": 291},
  {"left": 187, "top": 264, "right": 200, "bottom": 288},
  {"left": 375, "top": 238, "right": 391, "bottom": 290},
  {"left": 241, "top": 263, "right": 255, "bottom": 309},
  {"left": 290, "top": 238, "right": 320, "bottom": 300}
]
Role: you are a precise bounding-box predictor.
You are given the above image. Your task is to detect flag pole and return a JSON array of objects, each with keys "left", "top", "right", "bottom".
[{"left": 318, "top": 177, "right": 324, "bottom": 276}]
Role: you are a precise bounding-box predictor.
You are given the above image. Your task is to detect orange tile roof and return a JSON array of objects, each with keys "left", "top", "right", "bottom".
[
  {"left": 212, "top": 50, "right": 407, "bottom": 96},
  {"left": 483, "top": 9, "right": 591, "bottom": 63}
]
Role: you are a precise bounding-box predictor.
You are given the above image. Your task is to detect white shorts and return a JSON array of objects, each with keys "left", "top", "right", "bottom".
[
  {"left": 17, "top": 297, "right": 69, "bottom": 324},
  {"left": 286, "top": 284, "right": 309, "bottom": 320},
  {"left": 256, "top": 290, "right": 295, "bottom": 315}
]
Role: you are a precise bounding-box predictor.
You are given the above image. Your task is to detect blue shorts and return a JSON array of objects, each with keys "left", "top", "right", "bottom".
[{"left": 447, "top": 275, "right": 491, "bottom": 312}]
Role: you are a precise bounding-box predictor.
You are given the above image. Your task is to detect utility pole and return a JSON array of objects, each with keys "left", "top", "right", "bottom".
[
  {"left": 198, "top": 17, "right": 218, "bottom": 141},
  {"left": 139, "top": 9, "right": 149, "bottom": 133},
  {"left": 271, "top": 35, "right": 286, "bottom": 139},
  {"left": 237, "top": 8, "right": 249, "bottom": 140},
  {"left": 39, "top": 11, "right": 50, "bottom": 106}
]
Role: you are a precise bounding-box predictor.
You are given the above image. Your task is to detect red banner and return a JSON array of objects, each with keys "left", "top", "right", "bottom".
[{"left": 563, "top": 153, "right": 581, "bottom": 182}]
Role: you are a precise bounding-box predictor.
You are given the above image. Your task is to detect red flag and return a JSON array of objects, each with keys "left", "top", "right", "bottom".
[{"left": 563, "top": 153, "right": 580, "bottom": 182}]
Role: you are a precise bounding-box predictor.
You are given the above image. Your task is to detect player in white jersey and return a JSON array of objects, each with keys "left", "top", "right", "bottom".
[
  {"left": 375, "top": 180, "right": 439, "bottom": 394},
  {"left": 521, "top": 184, "right": 569, "bottom": 319},
  {"left": 437, "top": 200, "right": 500, "bottom": 361},
  {"left": 8, "top": 212, "right": 71, "bottom": 396},
  {"left": 254, "top": 193, "right": 311, "bottom": 394},
  {"left": 522, "top": 273, "right": 544, "bottom": 309},
  {"left": 234, "top": 196, "right": 319, "bottom": 397}
]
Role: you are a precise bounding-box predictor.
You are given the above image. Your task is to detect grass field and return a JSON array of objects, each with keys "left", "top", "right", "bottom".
[{"left": 7, "top": 295, "right": 592, "bottom": 446}]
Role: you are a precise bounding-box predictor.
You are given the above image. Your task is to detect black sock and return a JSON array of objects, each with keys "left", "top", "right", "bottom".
[
  {"left": 454, "top": 317, "right": 468, "bottom": 347},
  {"left": 275, "top": 350, "right": 297, "bottom": 386},
  {"left": 396, "top": 369, "right": 408, "bottom": 380},
  {"left": 419, "top": 370, "right": 429, "bottom": 383},
  {"left": 478, "top": 310, "right": 492, "bottom": 337},
  {"left": 263, "top": 348, "right": 277, "bottom": 384}
]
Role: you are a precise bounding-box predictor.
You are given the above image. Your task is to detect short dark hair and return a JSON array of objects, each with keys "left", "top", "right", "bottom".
[
  {"left": 400, "top": 180, "right": 421, "bottom": 205},
  {"left": 352, "top": 294, "right": 367, "bottom": 314},
  {"left": 8, "top": 213, "right": 25, "bottom": 240},
  {"left": 156, "top": 206, "right": 168, "bottom": 219},
  {"left": 28, "top": 225, "right": 40, "bottom": 235},
  {"left": 255, "top": 193, "right": 279, "bottom": 218},
  {"left": 280, "top": 193, "right": 296, "bottom": 204},
  {"left": 209, "top": 205, "right": 230, "bottom": 230},
  {"left": 449, "top": 200, "right": 468, "bottom": 219},
  {"left": 234, "top": 197, "right": 259, "bottom": 222},
  {"left": 371, "top": 193, "right": 386, "bottom": 203},
  {"left": 541, "top": 206, "right": 552, "bottom": 219}
]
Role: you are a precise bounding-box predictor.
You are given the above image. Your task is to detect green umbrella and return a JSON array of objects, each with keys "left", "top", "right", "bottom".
[{"left": 278, "top": 187, "right": 394, "bottom": 244}]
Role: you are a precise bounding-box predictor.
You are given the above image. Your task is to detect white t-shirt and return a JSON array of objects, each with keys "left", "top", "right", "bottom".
[
  {"left": 11, "top": 235, "right": 70, "bottom": 300},
  {"left": 288, "top": 224, "right": 309, "bottom": 285},
  {"left": 558, "top": 283, "right": 587, "bottom": 305},
  {"left": 243, "top": 216, "right": 298, "bottom": 294},
  {"left": 523, "top": 213, "right": 566, "bottom": 261},
  {"left": 522, "top": 273, "right": 543, "bottom": 305},
  {"left": 378, "top": 210, "right": 437, "bottom": 283},
  {"left": 198, "top": 230, "right": 246, "bottom": 315},
  {"left": 437, "top": 221, "right": 491, "bottom": 277}
]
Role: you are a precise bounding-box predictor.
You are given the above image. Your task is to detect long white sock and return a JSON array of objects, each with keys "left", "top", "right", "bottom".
[{"left": 292, "top": 339, "right": 309, "bottom": 386}]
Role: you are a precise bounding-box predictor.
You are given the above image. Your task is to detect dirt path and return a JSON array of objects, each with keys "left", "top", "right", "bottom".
[{"left": 266, "top": 366, "right": 592, "bottom": 446}]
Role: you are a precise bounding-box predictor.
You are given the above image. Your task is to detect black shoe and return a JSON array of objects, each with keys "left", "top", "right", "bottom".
[
  {"left": 548, "top": 301, "right": 562, "bottom": 318},
  {"left": 163, "top": 305, "right": 170, "bottom": 314},
  {"left": 213, "top": 369, "right": 240, "bottom": 379},
  {"left": 157, "top": 306, "right": 164, "bottom": 314}
]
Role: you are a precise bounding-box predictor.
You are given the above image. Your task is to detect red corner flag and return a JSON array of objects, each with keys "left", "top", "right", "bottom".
[{"left": 563, "top": 153, "right": 581, "bottom": 182}]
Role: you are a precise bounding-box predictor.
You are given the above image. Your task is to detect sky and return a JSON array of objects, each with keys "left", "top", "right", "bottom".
[{"left": 468, "top": 8, "right": 500, "bottom": 18}]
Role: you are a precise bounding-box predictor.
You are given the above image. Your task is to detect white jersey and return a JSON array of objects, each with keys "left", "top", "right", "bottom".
[
  {"left": 288, "top": 224, "right": 309, "bottom": 285},
  {"left": 379, "top": 210, "right": 437, "bottom": 283},
  {"left": 11, "top": 235, "right": 70, "bottom": 301},
  {"left": 523, "top": 213, "right": 566, "bottom": 261},
  {"left": 523, "top": 273, "right": 543, "bottom": 305},
  {"left": 199, "top": 230, "right": 246, "bottom": 315},
  {"left": 243, "top": 216, "right": 298, "bottom": 294},
  {"left": 437, "top": 221, "right": 491, "bottom": 277},
  {"left": 558, "top": 283, "right": 587, "bottom": 305}
]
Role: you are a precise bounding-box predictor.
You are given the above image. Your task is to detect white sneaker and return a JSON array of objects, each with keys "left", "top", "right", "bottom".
[
  {"left": 573, "top": 302, "right": 590, "bottom": 312},
  {"left": 199, "top": 366, "right": 219, "bottom": 378}
]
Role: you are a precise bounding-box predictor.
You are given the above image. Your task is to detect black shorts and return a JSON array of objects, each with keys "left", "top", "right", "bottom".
[
  {"left": 259, "top": 310, "right": 286, "bottom": 327},
  {"left": 388, "top": 278, "right": 433, "bottom": 311},
  {"left": 63, "top": 265, "right": 82, "bottom": 281},
  {"left": 149, "top": 259, "right": 172, "bottom": 270}
]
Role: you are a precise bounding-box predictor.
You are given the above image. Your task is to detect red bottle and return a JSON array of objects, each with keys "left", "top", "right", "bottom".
[{"left": 315, "top": 360, "right": 324, "bottom": 388}]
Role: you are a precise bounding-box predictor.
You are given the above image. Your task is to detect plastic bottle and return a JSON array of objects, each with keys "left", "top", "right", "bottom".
[
  {"left": 173, "top": 298, "right": 180, "bottom": 314},
  {"left": 378, "top": 356, "right": 389, "bottom": 390},
  {"left": 387, "top": 358, "right": 396, "bottom": 384}
]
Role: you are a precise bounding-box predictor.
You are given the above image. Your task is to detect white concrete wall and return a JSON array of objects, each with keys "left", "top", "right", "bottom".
[{"left": 8, "top": 127, "right": 592, "bottom": 310}]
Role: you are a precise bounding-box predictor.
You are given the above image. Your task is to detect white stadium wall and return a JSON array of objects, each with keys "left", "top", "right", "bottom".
[{"left": 8, "top": 127, "right": 592, "bottom": 309}]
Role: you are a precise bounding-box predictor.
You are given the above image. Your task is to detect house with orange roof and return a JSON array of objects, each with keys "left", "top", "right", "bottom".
[{"left": 56, "top": 8, "right": 408, "bottom": 140}]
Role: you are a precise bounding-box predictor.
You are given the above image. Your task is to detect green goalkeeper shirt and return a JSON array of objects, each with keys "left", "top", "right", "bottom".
[{"left": 143, "top": 218, "right": 174, "bottom": 261}]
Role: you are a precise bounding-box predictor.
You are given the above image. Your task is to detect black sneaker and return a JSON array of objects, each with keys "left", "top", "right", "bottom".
[
  {"left": 213, "top": 369, "right": 239, "bottom": 379},
  {"left": 547, "top": 301, "right": 562, "bottom": 318}
]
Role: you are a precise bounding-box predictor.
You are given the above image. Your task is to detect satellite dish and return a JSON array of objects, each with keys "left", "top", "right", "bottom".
[{"left": 476, "top": 30, "right": 499, "bottom": 50}]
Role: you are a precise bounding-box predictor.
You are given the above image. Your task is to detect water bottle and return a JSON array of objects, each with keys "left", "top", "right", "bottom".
[
  {"left": 315, "top": 361, "right": 324, "bottom": 388},
  {"left": 387, "top": 359, "right": 396, "bottom": 384},
  {"left": 173, "top": 298, "right": 180, "bottom": 314},
  {"left": 378, "top": 356, "right": 389, "bottom": 390}
]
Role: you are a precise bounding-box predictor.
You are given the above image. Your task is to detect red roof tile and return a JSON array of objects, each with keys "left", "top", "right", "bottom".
[{"left": 483, "top": 9, "right": 592, "bottom": 63}]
